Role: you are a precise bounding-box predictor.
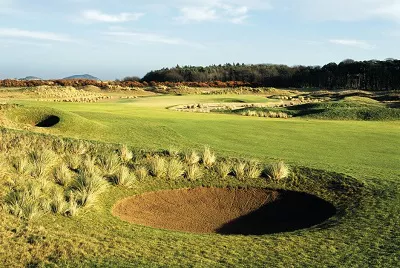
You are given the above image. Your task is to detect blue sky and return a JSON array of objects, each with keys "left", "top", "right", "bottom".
[{"left": 0, "top": 0, "right": 399, "bottom": 80}]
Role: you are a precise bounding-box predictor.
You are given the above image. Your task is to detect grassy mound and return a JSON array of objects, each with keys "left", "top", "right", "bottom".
[
  {"left": 229, "top": 96, "right": 400, "bottom": 120},
  {"left": 0, "top": 104, "right": 104, "bottom": 134}
]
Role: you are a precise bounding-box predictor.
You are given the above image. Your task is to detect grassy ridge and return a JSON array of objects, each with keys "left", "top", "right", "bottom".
[
  {"left": 230, "top": 96, "right": 400, "bottom": 121},
  {"left": 12, "top": 97, "right": 400, "bottom": 182}
]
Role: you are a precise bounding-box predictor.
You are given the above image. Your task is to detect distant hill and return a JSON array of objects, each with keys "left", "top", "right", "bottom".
[
  {"left": 20, "top": 76, "right": 42, "bottom": 80},
  {"left": 63, "top": 74, "right": 100, "bottom": 80}
]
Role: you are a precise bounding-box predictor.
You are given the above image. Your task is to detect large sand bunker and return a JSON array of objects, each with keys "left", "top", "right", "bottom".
[{"left": 113, "top": 187, "right": 336, "bottom": 235}]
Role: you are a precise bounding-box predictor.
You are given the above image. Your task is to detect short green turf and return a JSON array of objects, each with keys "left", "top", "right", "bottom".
[{"left": 1, "top": 94, "right": 399, "bottom": 267}]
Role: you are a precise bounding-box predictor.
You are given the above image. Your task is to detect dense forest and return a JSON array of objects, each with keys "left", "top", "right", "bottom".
[
  {"left": 1, "top": 59, "right": 399, "bottom": 91},
  {"left": 142, "top": 59, "right": 400, "bottom": 91}
]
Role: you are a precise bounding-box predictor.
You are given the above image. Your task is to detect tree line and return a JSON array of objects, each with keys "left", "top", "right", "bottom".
[
  {"left": 1, "top": 59, "right": 399, "bottom": 91},
  {"left": 141, "top": 59, "right": 400, "bottom": 91}
]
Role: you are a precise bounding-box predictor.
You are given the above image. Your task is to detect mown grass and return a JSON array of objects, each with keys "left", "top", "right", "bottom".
[{"left": 0, "top": 93, "right": 398, "bottom": 267}]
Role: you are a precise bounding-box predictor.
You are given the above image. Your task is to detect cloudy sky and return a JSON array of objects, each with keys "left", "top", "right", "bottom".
[{"left": 0, "top": 0, "right": 399, "bottom": 79}]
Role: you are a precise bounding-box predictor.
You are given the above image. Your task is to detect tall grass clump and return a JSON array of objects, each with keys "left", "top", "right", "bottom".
[
  {"left": 10, "top": 155, "right": 31, "bottom": 176},
  {"left": 119, "top": 145, "right": 133, "bottom": 163},
  {"left": 64, "top": 154, "right": 81, "bottom": 170},
  {"left": 202, "top": 146, "right": 216, "bottom": 168},
  {"left": 246, "top": 161, "right": 262, "bottom": 179},
  {"left": 148, "top": 155, "right": 166, "bottom": 178},
  {"left": 215, "top": 161, "right": 231, "bottom": 179},
  {"left": 110, "top": 166, "right": 136, "bottom": 188},
  {"left": 166, "top": 158, "right": 184, "bottom": 180},
  {"left": 53, "top": 163, "right": 73, "bottom": 186},
  {"left": 264, "top": 161, "right": 290, "bottom": 182},
  {"left": 184, "top": 150, "right": 200, "bottom": 165},
  {"left": 233, "top": 161, "right": 246, "bottom": 180},
  {"left": 97, "top": 152, "right": 120, "bottom": 175},
  {"left": 73, "top": 169, "right": 108, "bottom": 207},
  {"left": 50, "top": 188, "right": 67, "bottom": 214},
  {"left": 134, "top": 166, "right": 148, "bottom": 181},
  {"left": 4, "top": 182, "right": 50, "bottom": 220},
  {"left": 185, "top": 164, "right": 202, "bottom": 181},
  {"left": 29, "top": 149, "right": 57, "bottom": 178},
  {"left": 166, "top": 146, "right": 180, "bottom": 157},
  {"left": 65, "top": 192, "right": 79, "bottom": 216}
]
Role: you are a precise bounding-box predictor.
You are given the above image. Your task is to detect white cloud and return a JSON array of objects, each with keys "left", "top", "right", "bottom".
[
  {"left": 178, "top": 6, "right": 218, "bottom": 22},
  {"left": 0, "top": 0, "right": 18, "bottom": 14},
  {"left": 329, "top": 39, "right": 375, "bottom": 50},
  {"left": 283, "top": 0, "right": 400, "bottom": 22},
  {"left": 81, "top": 10, "right": 144, "bottom": 23},
  {"left": 103, "top": 31, "right": 204, "bottom": 48},
  {"left": 0, "top": 38, "right": 52, "bottom": 48},
  {"left": 0, "top": 28, "right": 73, "bottom": 42},
  {"left": 175, "top": 0, "right": 271, "bottom": 24}
]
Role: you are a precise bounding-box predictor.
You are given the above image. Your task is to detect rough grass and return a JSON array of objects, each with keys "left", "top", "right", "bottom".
[
  {"left": 0, "top": 93, "right": 398, "bottom": 267},
  {"left": 232, "top": 97, "right": 400, "bottom": 121}
]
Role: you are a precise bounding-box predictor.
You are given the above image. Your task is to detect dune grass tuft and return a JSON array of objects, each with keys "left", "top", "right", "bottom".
[
  {"left": 202, "top": 146, "right": 216, "bottom": 168},
  {"left": 166, "top": 158, "right": 184, "bottom": 180},
  {"left": 148, "top": 155, "right": 166, "bottom": 178},
  {"left": 215, "top": 161, "right": 231, "bottom": 179},
  {"left": 185, "top": 164, "right": 202, "bottom": 181},
  {"left": 264, "top": 161, "right": 290, "bottom": 182}
]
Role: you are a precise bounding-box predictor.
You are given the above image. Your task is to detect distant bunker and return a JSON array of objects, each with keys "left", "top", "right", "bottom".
[
  {"left": 113, "top": 187, "right": 336, "bottom": 235},
  {"left": 35, "top": 115, "right": 60, "bottom": 127}
]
